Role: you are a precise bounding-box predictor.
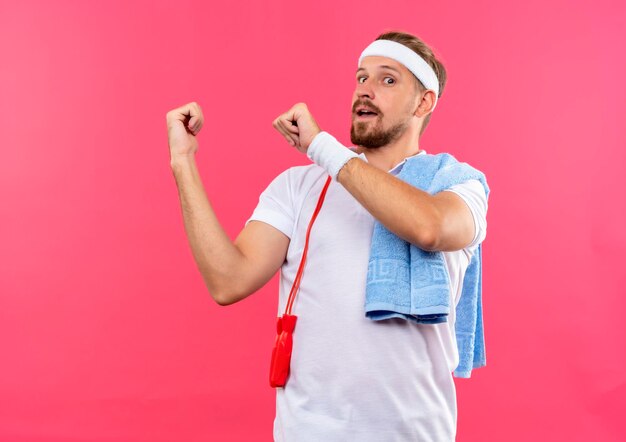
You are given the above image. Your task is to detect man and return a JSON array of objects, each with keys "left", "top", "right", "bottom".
[{"left": 167, "top": 30, "right": 488, "bottom": 441}]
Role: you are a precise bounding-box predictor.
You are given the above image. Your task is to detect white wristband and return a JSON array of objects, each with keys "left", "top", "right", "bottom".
[{"left": 306, "top": 131, "right": 360, "bottom": 181}]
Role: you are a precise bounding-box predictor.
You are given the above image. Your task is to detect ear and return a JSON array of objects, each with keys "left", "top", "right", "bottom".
[{"left": 413, "top": 90, "right": 437, "bottom": 117}]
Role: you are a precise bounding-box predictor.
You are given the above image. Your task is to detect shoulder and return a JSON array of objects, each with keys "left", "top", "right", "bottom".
[
  {"left": 263, "top": 163, "right": 319, "bottom": 186},
  {"left": 443, "top": 179, "right": 488, "bottom": 224},
  {"left": 261, "top": 163, "right": 328, "bottom": 200},
  {"left": 443, "top": 179, "right": 488, "bottom": 250},
  {"left": 428, "top": 152, "right": 490, "bottom": 198},
  {"left": 408, "top": 151, "right": 460, "bottom": 165},
  {"left": 288, "top": 163, "right": 326, "bottom": 180},
  {"left": 446, "top": 179, "right": 487, "bottom": 200},
  {"left": 403, "top": 152, "right": 466, "bottom": 179}
]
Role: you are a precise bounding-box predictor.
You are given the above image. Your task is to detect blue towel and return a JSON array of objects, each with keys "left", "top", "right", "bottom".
[{"left": 364, "top": 152, "right": 490, "bottom": 378}]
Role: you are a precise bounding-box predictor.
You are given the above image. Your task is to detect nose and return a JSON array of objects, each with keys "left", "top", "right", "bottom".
[{"left": 355, "top": 79, "right": 375, "bottom": 101}]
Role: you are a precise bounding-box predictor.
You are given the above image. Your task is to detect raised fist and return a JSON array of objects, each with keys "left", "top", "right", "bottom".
[
  {"left": 272, "top": 103, "right": 321, "bottom": 154},
  {"left": 166, "top": 102, "right": 204, "bottom": 161}
]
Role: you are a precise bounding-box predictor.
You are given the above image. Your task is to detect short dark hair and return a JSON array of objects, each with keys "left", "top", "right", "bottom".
[{"left": 375, "top": 31, "right": 447, "bottom": 137}]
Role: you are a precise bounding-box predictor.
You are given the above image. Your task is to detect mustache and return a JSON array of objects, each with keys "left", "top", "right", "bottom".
[{"left": 352, "top": 101, "right": 382, "bottom": 115}]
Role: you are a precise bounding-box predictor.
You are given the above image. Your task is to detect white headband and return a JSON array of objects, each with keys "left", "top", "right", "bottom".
[{"left": 358, "top": 39, "right": 439, "bottom": 112}]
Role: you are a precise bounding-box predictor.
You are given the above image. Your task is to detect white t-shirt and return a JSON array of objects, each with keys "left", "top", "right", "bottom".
[{"left": 246, "top": 149, "right": 488, "bottom": 442}]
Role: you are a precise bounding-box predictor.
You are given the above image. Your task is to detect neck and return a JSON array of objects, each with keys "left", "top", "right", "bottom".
[{"left": 353, "top": 126, "right": 421, "bottom": 172}]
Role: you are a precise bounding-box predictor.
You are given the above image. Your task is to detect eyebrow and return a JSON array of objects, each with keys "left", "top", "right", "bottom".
[{"left": 356, "top": 65, "right": 402, "bottom": 74}]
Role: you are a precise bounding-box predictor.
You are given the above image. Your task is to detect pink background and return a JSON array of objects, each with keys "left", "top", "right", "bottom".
[{"left": 1, "top": 0, "right": 625, "bottom": 440}]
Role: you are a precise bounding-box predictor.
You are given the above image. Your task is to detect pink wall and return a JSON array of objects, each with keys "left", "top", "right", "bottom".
[{"left": 1, "top": 0, "right": 624, "bottom": 440}]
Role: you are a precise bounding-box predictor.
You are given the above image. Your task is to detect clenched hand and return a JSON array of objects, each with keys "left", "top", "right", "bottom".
[
  {"left": 166, "top": 102, "right": 204, "bottom": 162},
  {"left": 272, "top": 103, "right": 321, "bottom": 154}
]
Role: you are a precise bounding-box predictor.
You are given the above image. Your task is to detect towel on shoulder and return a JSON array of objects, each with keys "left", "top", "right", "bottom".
[{"left": 364, "top": 152, "right": 490, "bottom": 378}]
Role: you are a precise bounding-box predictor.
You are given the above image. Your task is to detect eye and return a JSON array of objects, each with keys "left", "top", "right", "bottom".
[
  {"left": 384, "top": 77, "right": 395, "bottom": 85},
  {"left": 357, "top": 76, "right": 367, "bottom": 84}
]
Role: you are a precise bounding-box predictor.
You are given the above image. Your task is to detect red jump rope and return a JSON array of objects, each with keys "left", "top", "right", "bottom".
[{"left": 269, "top": 174, "right": 333, "bottom": 388}]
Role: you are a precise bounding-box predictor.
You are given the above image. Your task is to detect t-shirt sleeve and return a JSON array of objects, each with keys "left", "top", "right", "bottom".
[
  {"left": 441, "top": 179, "right": 488, "bottom": 249},
  {"left": 245, "top": 168, "right": 295, "bottom": 239}
]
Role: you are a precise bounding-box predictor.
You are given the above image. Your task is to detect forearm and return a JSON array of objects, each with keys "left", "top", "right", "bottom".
[
  {"left": 337, "top": 157, "right": 439, "bottom": 249},
  {"left": 170, "top": 156, "right": 244, "bottom": 304}
]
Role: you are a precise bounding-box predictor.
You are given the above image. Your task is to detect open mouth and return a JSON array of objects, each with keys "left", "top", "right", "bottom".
[{"left": 355, "top": 109, "right": 378, "bottom": 119}]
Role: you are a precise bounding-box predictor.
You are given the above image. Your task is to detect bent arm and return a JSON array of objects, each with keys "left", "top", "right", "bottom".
[
  {"left": 338, "top": 158, "right": 476, "bottom": 252},
  {"left": 171, "top": 156, "right": 289, "bottom": 305}
]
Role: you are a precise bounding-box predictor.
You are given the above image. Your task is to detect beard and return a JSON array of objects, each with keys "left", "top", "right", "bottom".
[{"left": 350, "top": 115, "right": 410, "bottom": 149}]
